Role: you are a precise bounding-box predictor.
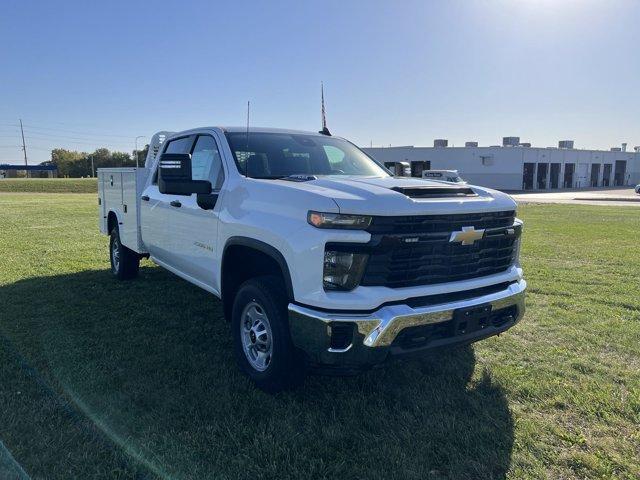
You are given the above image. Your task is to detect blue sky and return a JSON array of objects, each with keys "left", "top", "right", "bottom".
[{"left": 1, "top": 0, "right": 639, "bottom": 164}]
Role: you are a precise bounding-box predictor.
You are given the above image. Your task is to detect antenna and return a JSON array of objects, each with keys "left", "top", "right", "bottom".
[
  {"left": 245, "top": 100, "right": 250, "bottom": 177},
  {"left": 319, "top": 82, "right": 331, "bottom": 136}
]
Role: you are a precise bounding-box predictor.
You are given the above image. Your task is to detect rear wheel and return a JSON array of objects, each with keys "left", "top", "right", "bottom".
[
  {"left": 232, "top": 275, "right": 305, "bottom": 392},
  {"left": 109, "top": 226, "right": 139, "bottom": 280}
]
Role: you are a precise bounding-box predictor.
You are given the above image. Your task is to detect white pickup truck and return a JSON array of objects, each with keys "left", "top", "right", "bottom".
[{"left": 98, "top": 127, "right": 526, "bottom": 392}]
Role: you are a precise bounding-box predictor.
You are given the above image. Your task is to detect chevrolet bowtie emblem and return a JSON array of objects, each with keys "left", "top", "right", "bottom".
[{"left": 449, "top": 226, "right": 485, "bottom": 245}]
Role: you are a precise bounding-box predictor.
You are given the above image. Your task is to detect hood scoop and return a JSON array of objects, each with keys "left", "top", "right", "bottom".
[{"left": 390, "top": 186, "right": 477, "bottom": 198}]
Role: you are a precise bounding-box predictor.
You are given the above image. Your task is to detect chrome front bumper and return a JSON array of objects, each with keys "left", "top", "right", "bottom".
[{"left": 288, "top": 280, "right": 526, "bottom": 366}]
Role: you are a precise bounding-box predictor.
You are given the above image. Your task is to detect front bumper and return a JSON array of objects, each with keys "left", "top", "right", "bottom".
[{"left": 288, "top": 279, "right": 526, "bottom": 367}]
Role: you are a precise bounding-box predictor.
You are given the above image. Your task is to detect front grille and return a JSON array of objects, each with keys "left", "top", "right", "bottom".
[
  {"left": 367, "top": 210, "right": 515, "bottom": 234},
  {"left": 360, "top": 211, "right": 518, "bottom": 288}
]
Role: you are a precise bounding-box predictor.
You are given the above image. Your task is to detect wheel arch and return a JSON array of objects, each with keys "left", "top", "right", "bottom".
[
  {"left": 221, "top": 237, "right": 294, "bottom": 320},
  {"left": 107, "top": 209, "right": 123, "bottom": 234}
]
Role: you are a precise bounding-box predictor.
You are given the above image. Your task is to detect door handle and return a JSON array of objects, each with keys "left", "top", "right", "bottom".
[
  {"left": 170, "top": 200, "right": 182, "bottom": 208},
  {"left": 141, "top": 195, "right": 150, "bottom": 201}
]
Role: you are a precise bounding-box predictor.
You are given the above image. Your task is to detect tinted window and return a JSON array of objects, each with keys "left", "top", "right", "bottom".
[
  {"left": 225, "top": 132, "right": 389, "bottom": 178},
  {"left": 165, "top": 136, "right": 193, "bottom": 154},
  {"left": 191, "top": 135, "right": 224, "bottom": 188}
]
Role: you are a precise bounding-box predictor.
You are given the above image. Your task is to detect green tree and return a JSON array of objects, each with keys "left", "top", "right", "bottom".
[
  {"left": 133, "top": 144, "right": 149, "bottom": 166},
  {"left": 50, "top": 149, "right": 86, "bottom": 177},
  {"left": 50, "top": 148, "right": 134, "bottom": 177},
  {"left": 111, "top": 151, "right": 134, "bottom": 167}
]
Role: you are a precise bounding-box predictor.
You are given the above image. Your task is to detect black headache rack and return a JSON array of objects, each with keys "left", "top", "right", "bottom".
[{"left": 390, "top": 186, "right": 477, "bottom": 198}]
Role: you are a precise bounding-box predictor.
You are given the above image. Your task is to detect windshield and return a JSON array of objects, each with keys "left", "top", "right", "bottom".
[{"left": 225, "top": 132, "right": 390, "bottom": 178}]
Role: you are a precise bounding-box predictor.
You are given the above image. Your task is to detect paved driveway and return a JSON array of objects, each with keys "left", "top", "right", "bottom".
[{"left": 509, "top": 187, "right": 640, "bottom": 207}]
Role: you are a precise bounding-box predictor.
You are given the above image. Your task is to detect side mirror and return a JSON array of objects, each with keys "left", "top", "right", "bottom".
[{"left": 158, "top": 153, "right": 212, "bottom": 195}]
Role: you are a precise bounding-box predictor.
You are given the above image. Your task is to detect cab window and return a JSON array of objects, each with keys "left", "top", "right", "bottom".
[
  {"left": 165, "top": 136, "right": 193, "bottom": 154},
  {"left": 191, "top": 135, "right": 224, "bottom": 189}
]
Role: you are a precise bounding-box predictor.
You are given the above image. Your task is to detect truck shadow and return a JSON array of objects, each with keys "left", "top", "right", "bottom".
[{"left": 0, "top": 266, "right": 514, "bottom": 480}]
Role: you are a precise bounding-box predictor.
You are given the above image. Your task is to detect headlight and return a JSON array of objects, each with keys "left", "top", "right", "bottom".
[
  {"left": 513, "top": 218, "right": 523, "bottom": 266},
  {"left": 323, "top": 250, "right": 368, "bottom": 290},
  {"left": 308, "top": 211, "right": 372, "bottom": 229}
]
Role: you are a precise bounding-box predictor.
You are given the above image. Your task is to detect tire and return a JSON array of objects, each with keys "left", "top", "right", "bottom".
[
  {"left": 232, "top": 275, "right": 305, "bottom": 392},
  {"left": 109, "top": 226, "right": 140, "bottom": 280}
]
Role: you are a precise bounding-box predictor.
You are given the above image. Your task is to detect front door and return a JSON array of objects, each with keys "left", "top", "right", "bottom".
[
  {"left": 141, "top": 135, "right": 196, "bottom": 265},
  {"left": 163, "top": 133, "right": 226, "bottom": 290}
]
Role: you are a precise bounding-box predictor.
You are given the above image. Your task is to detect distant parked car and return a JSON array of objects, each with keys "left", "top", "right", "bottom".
[
  {"left": 422, "top": 169, "right": 467, "bottom": 184},
  {"left": 635, "top": 184, "right": 640, "bottom": 194},
  {"left": 383, "top": 161, "right": 411, "bottom": 176}
]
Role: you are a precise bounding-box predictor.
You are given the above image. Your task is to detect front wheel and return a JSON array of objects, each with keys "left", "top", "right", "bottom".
[
  {"left": 109, "top": 227, "right": 139, "bottom": 280},
  {"left": 232, "top": 275, "right": 305, "bottom": 392}
]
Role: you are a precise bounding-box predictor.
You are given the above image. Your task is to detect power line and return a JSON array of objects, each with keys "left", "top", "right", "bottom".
[
  {"left": 28, "top": 146, "right": 60, "bottom": 152},
  {"left": 23, "top": 131, "right": 135, "bottom": 144},
  {"left": 27, "top": 137, "right": 134, "bottom": 151},
  {"left": 15, "top": 123, "right": 134, "bottom": 138},
  {"left": 4, "top": 118, "right": 131, "bottom": 131},
  {"left": 0, "top": 124, "right": 146, "bottom": 145},
  {"left": 25, "top": 138, "right": 133, "bottom": 150}
]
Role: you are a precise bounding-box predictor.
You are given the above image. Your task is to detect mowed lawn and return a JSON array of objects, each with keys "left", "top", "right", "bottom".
[
  {"left": 0, "top": 192, "right": 638, "bottom": 480},
  {"left": 0, "top": 178, "right": 97, "bottom": 193}
]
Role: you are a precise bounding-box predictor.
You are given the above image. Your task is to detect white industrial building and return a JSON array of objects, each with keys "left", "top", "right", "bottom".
[{"left": 364, "top": 138, "right": 640, "bottom": 191}]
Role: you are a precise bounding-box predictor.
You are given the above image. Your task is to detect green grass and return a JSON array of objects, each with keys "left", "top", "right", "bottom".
[
  {"left": 0, "top": 193, "right": 638, "bottom": 480},
  {"left": 0, "top": 178, "right": 97, "bottom": 193}
]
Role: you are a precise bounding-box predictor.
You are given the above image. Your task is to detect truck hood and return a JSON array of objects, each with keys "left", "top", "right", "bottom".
[{"left": 272, "top": 175, "right": 517, "bottom": 215}]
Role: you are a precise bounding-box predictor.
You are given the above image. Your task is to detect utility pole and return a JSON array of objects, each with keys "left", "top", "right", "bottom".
[
  {"left": 90, "top": 155, "right": 95, "bottom": 178},
  {"left": 19, "top": 119, "right": 28, "bottom": 177},
  {"left": 134, "top": 136, "right": 145, "bottom": 168}
]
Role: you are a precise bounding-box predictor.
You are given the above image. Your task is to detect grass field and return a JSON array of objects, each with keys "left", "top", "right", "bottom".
[
  {"left": 0, "top": 178, "right": 97, "bottom": 193},
  {"left": 0, "top": 193, "right": 638, "bottom": 480}
]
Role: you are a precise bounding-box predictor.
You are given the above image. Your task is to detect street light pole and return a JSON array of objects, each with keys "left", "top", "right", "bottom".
[{"left": 134, "top": 136, "right": 145, "bottom": 168}]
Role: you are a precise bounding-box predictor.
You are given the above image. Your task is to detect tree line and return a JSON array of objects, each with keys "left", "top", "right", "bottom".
[{"left": 41, "top": 145, "right": 149, "bottom": 178}]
